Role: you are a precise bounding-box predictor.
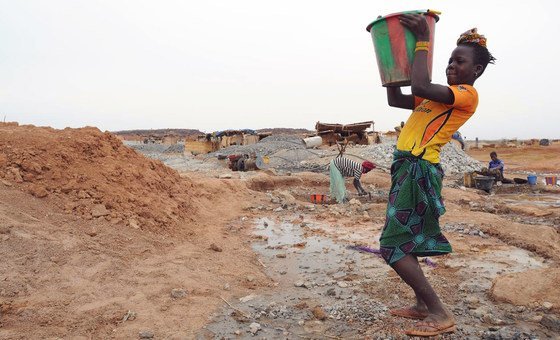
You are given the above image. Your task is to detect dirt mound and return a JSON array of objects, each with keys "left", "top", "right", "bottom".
[
  {"left": 491, "top": 268, "right": 560, "bottom": 310},
  {"left": 0, "top": 123, "right": 198, "bottom": 231}
]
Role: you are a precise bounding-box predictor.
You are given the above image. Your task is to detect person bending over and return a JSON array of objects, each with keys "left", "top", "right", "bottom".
[
  {"left": 329, "top": 156, "right": 375, "bottom": 203},
  {"left": 378, "top": 17, "right": 495, "bottom": 337}
]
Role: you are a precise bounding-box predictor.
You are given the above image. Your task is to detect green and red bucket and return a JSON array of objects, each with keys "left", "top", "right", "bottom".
[{"left": 366, "top": 9, "right": 440, "bottom": 87}]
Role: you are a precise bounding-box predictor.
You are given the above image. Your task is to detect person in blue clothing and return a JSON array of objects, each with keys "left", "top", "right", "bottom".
[
  {"left": 451, "top": 131, "right": 465, "bottom": 150},
  {"left": 477, "top": 151, "right": 505, "bottom": 181},
  {"left": 488, "top": 151, "right": 504, "bottom": 176}
]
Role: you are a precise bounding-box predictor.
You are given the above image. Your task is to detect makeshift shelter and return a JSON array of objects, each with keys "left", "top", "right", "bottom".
[
  {"left": 184, "top": 129, "right": 263, "bottom": 155},
  {"left": 315, "top": 121, "right": 375, "bottom": 146}
]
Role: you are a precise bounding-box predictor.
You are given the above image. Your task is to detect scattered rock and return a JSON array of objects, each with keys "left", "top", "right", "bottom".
[
  {"left": 218, "top": 174, "right": 232, "bottom": 179},
  {"left": 470, "top": 307, "right": 489, "bottom": 318},
  {"left": 209, "top": 243, "right": 223, "bottom": 252},
  {"left": 27, "top": 184, "right": 48, "bottom": 198},
  {"left": 239, "top": 294, "right": 257, "bottom": 303},
  {"left": 312, "top": 306, "right": 327, "bottom": 320},
  {"left": 91, "top": 204, "right": 109, "bottom": 217},
  {"left": 77, "top": 190, "right": 90, "bottom": 199},
  {"left": 482, "top": 314, "right": 505, "bottom": 325},
  {"left": 540, "top": 315, "right": 560, "bottom": 332},
  {"left": 249, "top": 322, "right": 261, "bottom": 335},
  {"left": 171, "top": 288, "right": 188, "bottom": 299},
  {"left": 85, "top": 228, "right": 98, "bottom": 237},
  {"left": 139, "top": 330, "right": 154, "bottom": 339},
  {"left": 294, "top": 281, "right": 306, "bottom": 288},
  {"left": 246, "top": 275, "right": 255, "bottom": 282},
  {"left": 542, "top": 302, "right": 553, "bottom": 310},
  {"left": 540, "top": 314, "right": 560, "bottom": 333},
  {"left": 349, "top": 198, "right": 361, "bottom": 206},
  {"left": 223, "top": 283, "right": 230, "bottom": 291},
  {"left": 122, "top": 310, "right": 136, "bottom": 321},
  {"left": 128, "top": 218, "right": 140, "bottom": 229},
  {"left": 530, "top": 315, "right": 543, "bottom": 323},
  {"left": 337, "top": 281, "right": 349, "bottom": 288},
  {"left": 8, "top": 167, "right": 23, "bottom": 183}
]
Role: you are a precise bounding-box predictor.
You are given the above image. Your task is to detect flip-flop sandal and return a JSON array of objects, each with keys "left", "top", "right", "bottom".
[
  {"left": 405, "top": 321, "right": 456, "bottom": 337},
  {"left": 389, "top": 307, "right": 428, "bottom": 320}
]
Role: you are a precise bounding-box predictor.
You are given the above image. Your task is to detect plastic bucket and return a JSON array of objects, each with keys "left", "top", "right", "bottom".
[
  {"left": 303, "top": 136, "right": 323, "bottom": 148},
  {"left": 527, "top": 175, "right": 538, "bottom": 185},
  {"left": 366, "top": 9, "right": 440, "bottom": 87},
  {"left": 545, "top": 176, "right": 557, "bottom": 185},
  {"left": 310, "top": 194, "right": 327, "bottom": 204},
  {"left": 474, "top": 176, "right": 494, "bottom": 191}
]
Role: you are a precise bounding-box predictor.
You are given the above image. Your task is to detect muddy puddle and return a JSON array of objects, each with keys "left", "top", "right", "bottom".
[
  {"left": 198, "top": 217, "right": 552, "bottom": 339},
  {"left": 198, "top": 217, "right": 392, "bottom": 339}
]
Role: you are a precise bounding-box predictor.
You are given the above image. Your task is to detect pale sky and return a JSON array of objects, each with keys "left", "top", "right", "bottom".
[{"left": 1, "top": 0, "right": 558, "bottom": 139}]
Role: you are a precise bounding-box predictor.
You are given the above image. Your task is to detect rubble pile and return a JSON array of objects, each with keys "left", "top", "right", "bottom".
[
  {"left": 439, "top": 142, "right": 483, "bottom": 174},
  {"left": 163, "top": 143, "right": 185, "bottom": 154},
  {"left": 127, "top": 132, "right": 481, "bottom": 176},
  {"left": 123, "top": 141, "right": 185, "bottom": 156},
  {"left": 207, "top": 134, "right": 306, "bottom": 158},
  {"left": 357, "top": 142, "right": 482, "bottom": 174}
]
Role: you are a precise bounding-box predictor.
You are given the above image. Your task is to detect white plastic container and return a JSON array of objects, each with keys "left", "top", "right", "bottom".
[{"left": 303, "top": 136, "right": 322, "bottom": 149}]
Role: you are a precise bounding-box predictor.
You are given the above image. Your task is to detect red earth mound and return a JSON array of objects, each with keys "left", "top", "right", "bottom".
[{"left": 0, "top": 123, "right": 198, "bottom": 231}]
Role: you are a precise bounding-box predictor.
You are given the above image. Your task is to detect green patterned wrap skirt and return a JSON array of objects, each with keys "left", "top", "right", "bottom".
[{"left": 379, "top": 150, "right": 452, "bottom": 265}]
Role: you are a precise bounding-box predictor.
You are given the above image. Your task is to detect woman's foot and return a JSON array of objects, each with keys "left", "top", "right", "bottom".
[
  {"left": 389, "top": 306, "right": 429, "bottom": 320},
  {"left": 405, "top": 311, "right": 456, "bottom": 337}
]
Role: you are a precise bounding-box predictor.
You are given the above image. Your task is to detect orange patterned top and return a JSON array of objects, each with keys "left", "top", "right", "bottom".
[{"left": 397, "top": 84, "right": 478, "bottom": 163}]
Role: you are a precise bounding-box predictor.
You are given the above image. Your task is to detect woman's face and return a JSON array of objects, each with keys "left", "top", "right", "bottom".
[{"left": 446, "top": 45, "right": 480, "bottom": 85}]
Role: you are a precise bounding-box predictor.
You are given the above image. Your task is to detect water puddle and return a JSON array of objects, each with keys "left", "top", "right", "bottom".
[
  {"left": 200, "top": 217, "right": 390, "bottom": 339},
  {"left": 199, "top": 217, "right": 551, "bottom": 339}
]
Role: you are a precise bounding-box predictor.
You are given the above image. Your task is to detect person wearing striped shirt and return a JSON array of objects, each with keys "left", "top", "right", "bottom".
[{"left": 329, "top": 156, "right": 376, "bottom": 203}]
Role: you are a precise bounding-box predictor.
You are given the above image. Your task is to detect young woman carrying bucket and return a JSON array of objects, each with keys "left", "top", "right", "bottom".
[{"left": 369, "top": 12, "right": 496, "bottom": 337}]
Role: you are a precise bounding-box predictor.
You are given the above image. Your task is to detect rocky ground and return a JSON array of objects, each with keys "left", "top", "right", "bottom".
[{"left": 1, "top": 124, "right": 559, "bottom": 339}]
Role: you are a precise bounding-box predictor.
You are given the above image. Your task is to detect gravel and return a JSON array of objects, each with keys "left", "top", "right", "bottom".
[
  {"left": 205, "top": 134, "right": 306, "bottom": 158},
  {"left": 125, "top": 135, "right": 483, "bottom": 176}
]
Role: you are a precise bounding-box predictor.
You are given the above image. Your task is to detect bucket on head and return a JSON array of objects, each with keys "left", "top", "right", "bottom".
[
  {"left": 366, "top": 9, "right": 440, "bottom": 87},
  {"left": 527, "top": 175, "right": 538, "bottom": 186},
  {"left": 545, "top": 176, "right": 557, "bottom": 185}
]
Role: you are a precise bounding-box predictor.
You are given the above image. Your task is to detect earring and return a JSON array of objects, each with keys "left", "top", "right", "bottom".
[{"left": 474, "top": 72, "right": 478, "bottom": 77}]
